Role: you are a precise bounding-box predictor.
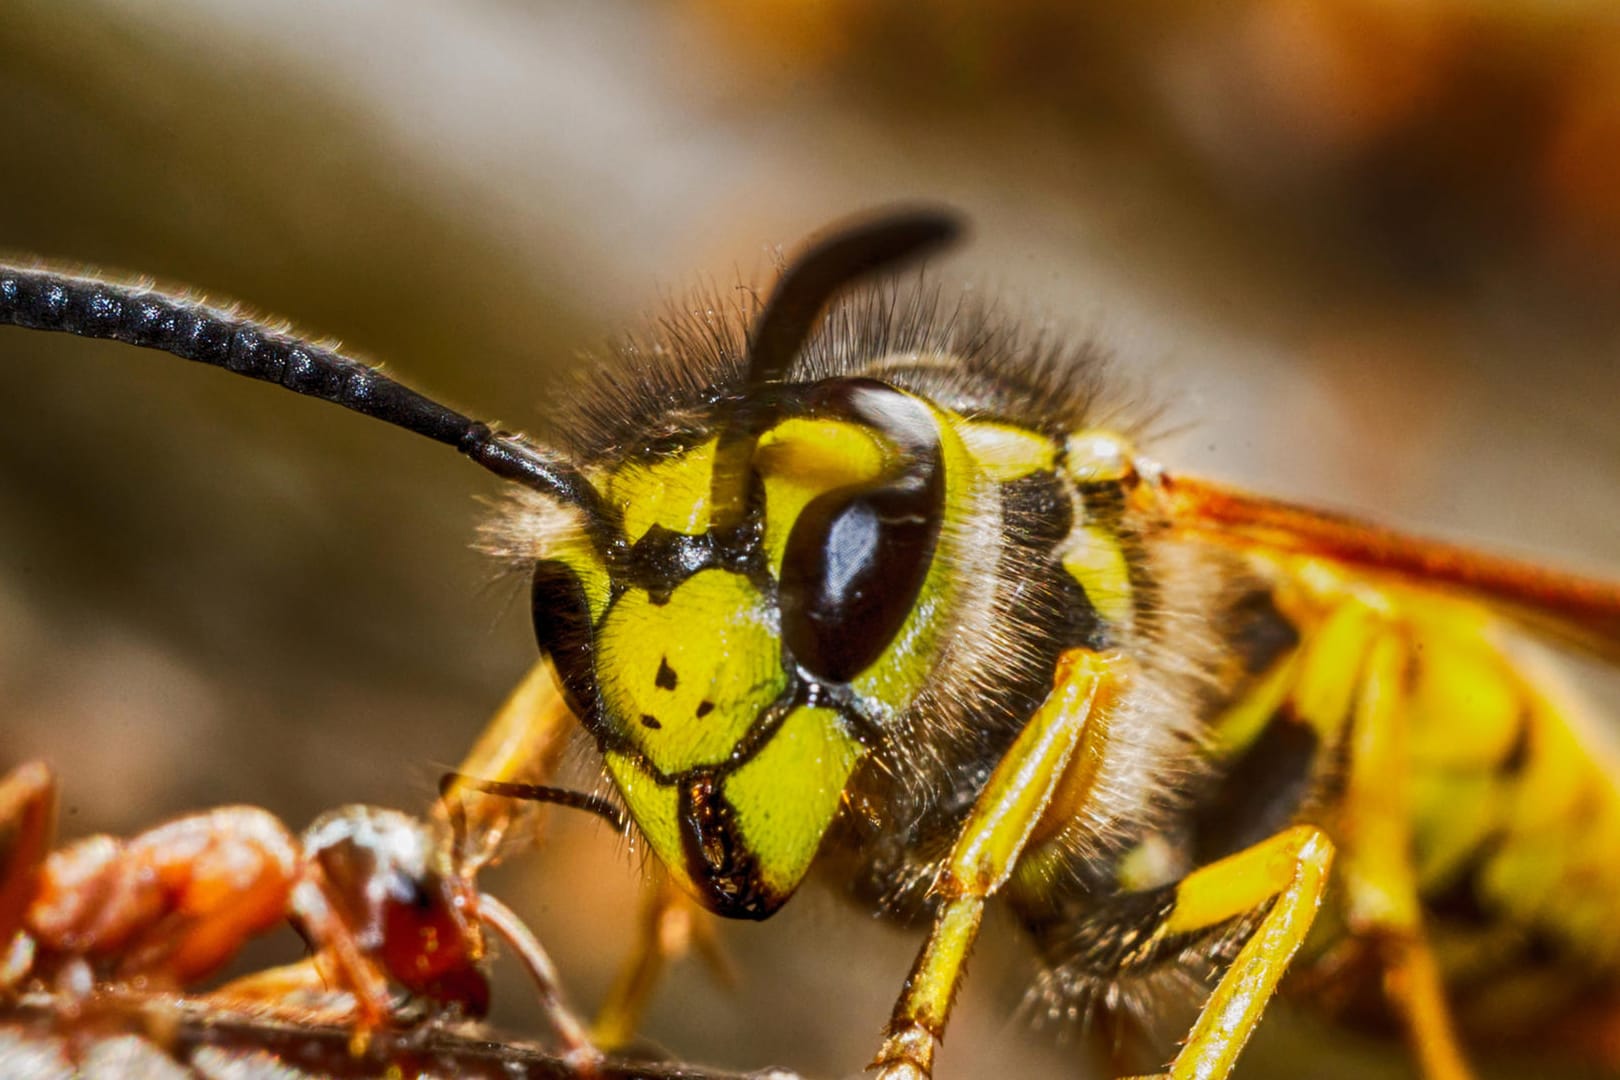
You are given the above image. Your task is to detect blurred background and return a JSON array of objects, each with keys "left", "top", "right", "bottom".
[{"left": 1, "top": 2, "right": 1618, "bottom": 1077}]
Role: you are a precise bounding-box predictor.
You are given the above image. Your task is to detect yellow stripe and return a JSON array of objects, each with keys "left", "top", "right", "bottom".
[
  {"left": 606, "top": 436, "right": 717, "bottom": 543},
  {"left": 1058, "top": 523, "right": 1133, "bottom": 627},
  {"left": 954, "top": 419, "right": 1055, "bottom": 482}
]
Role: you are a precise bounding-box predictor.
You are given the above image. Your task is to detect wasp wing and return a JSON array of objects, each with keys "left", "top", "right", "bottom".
[{"left": 1159, "top": 473, "right": 1620, "bottom": 664}]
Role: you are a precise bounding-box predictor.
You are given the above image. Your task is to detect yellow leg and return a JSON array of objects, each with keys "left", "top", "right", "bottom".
[
  {"left": 1239, "top": 582, "right": 1475, "bottom": 1080},
  {"left": 872, "top": 649, "right": 1125, "bottom": 1080},
  {"left": 1125, "top": 824, "right": 1335, "bottom": 1080},
  {"left": 1339, "top": 631, "right": 1474, "bottom": 1080},
  {"left": 591, "top": 864, "right": 734, "bottom": 1050},
  {"left": 434, "top": 658, "right": 579, "bottom": 872}
]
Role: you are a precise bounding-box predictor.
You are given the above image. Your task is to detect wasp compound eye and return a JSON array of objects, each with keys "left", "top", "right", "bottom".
[
  {"left": 779, "top": 476, "right": 941, "bottom": 682},
  {"left": 778, "top": 383, "right": 945, "bottom": 684}
]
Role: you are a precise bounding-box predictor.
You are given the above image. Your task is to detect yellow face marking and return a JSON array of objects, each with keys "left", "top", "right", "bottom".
[
  {"left": 722, "top": 706, "right": 864, "bottom": 897},
  {"left": 1058, "top": 524, "right": 1134, "bottom": 627},
  {"left": 955, "top": 419, "right": 1055, "bottom": 482},
  {"left": 596, "top": 569, "right": 785, "bottom": 775},
  {"left": 1063, "top": 430, "right": 1135, "bottom": 484},
  {"left": 604, "top": 751, "right": 697, "bottom": 897},
  {"left": 755, "top": 418, "right": 888, "bottom": 574},
  {"left": 606, "top": 437, "right": 717, "bottom": 544}
]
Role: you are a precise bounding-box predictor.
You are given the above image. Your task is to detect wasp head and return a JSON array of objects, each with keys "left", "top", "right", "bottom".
[{"left": 525, "top": 211, "right": 964, "bottom": 919}]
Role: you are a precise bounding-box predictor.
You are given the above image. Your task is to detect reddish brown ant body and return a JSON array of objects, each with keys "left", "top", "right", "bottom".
[{"left": 0, "top": 761, "right": 598, "bottom": 1068}]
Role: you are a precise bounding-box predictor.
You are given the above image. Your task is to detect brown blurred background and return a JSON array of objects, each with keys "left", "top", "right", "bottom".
[{"left": 1, "top": 2, "right": 1618, "bottom": 1077}]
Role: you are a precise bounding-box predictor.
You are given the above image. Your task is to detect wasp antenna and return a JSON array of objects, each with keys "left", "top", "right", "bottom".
[
  {"left": 439, "top": 772, "right": 630, "bottom": 835},
  {"left": 710, "top": 207, "right": 965, "bottom": 526},
  {"left": 0, "top": 264, "right": 619, "bottom": 542},
  {"left": 746, "top": 206, "right": 965, "bottom": 390}
]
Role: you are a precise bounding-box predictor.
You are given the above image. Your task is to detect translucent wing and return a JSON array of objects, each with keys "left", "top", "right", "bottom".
[{"left": 1160, "top": 473, "right": 1620, "bottom": 663}]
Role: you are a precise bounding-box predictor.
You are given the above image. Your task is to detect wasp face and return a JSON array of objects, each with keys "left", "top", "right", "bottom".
[{"left": 530, "top": 378, "right": 963, "bottom": 919}]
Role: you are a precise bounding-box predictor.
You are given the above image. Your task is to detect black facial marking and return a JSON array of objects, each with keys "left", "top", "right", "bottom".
[
  {"left": 676, "top": 772, "right": 782, "bottom": 920},
  {"left": 624, "top": 521, "right": 768, "bottom": 603},
  {"left": 655, "top": 657, "right": 678, "bottom": 690}
]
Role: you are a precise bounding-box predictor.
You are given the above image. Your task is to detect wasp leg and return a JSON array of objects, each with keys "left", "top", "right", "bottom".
[
  {"left": 591, "top": 863, "right": 735, "bottom": 1050},
  {"left": 0, "top": 762, "right": 55, "bottom": 991},
  {"left": 1338, "top": 629, "right": 1474, "bottom": 1080},
  {"left": 1267, "top": 584, "right": 1474, "bottom": 1079},
  {"left": 872, "top": 649, "right": 1125, "bottom": 1080},
  {"left": 1118, "top": 824, "right": 1335, "bottom": 1080},
  {"left": 436, "top": 658, "right": 579, "bottom": 873}
]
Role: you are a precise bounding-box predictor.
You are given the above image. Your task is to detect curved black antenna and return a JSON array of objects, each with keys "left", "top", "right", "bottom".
[
  {"left": 0, "top": 265, "right": 619, "bottom": 543},
  {"left": 709, "top": 207, "right": 965, "bottom": 528}
]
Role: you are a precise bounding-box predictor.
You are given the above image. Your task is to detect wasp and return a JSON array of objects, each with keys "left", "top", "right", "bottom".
[{"left": 1, "top": 209, "right": 1617, "bottom": 1079}]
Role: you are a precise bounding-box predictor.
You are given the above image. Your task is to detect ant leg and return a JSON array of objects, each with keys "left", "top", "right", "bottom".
[
  {"left": 210, "top": 958, "right": 345, "bottom": 1019},
  {"left": 287, "top": 865, "right": 400, "bottom": 1033},
  {"left": 477, "top": 892, "right": 601, "bottom": 1071},
  {"left": 0, "top": 762, "right": 55, "bottom": 990}
]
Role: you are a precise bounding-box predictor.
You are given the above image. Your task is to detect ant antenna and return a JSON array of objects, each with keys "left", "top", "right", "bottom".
[
  {"left": 0, "top": 266, "right": 619, "bottom": 544},
  {"left": 709, "top": 207, "right": 964, "bottom": 529}
]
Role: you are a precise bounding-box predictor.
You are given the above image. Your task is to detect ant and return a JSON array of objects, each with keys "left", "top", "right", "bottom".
[{"left": 0, "top": 759, "right": 601, "bottom": 1070}]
